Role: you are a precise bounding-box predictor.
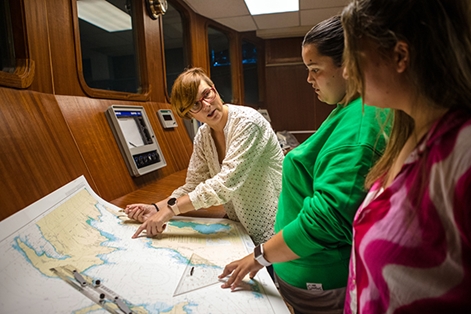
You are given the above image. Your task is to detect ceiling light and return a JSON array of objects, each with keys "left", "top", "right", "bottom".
[
  {"left": 77, "top": 0, "right": 132, "bottom": 32},
  {"left": 244, "top": 0, "right": 299, "bottom": 15}
]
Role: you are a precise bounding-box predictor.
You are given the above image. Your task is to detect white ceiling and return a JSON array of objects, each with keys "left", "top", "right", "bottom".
[{"left": 181, "top": 0, "right": 350, "bottom": 39}]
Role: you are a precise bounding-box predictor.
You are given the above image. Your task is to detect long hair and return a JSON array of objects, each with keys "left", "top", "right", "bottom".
[{"left": 342, "top": 0, "right": 471, "bottom": 188}]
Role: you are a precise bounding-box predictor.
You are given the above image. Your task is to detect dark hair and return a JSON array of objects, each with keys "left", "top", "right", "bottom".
[
  {"left": 302, "top": 15, "right": 344, "bottom": 67},
  {"left": 341, "top": 0, "right": 471, "bottom": 188},
  {"left": 342, "top": 0, "right": 471, "bottom": 112}
]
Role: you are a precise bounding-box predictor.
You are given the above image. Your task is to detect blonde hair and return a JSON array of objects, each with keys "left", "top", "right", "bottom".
[{"left": 170, "top": 67, "right": 214, "bottom": 119}]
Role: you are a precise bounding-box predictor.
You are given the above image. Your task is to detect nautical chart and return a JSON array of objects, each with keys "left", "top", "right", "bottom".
[{"left": 0, "top": 176, "right": 289, "bottom": 314}]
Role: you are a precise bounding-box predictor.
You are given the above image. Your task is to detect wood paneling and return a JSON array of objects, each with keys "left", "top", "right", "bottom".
[
  {"left": 266, "top": 64, "right": 316, "bottom": 132},
  {"left": 152, "top": 102, "right": 194, "bottom": 170},
  {"left": 188, "top": 13, "right": 211, "bottom": 70},
  {"left": 0, "top": 59, "right": 35, "bottom": 89},
  {"left": 0, "top": 89, "right": 193, "bottom": 220},
  {"left": 229, "top": 32, "right": 243, "bottom": 104},
  {"left": 56, "top": 96, "right": 193, "bottom": 202},
  {"left": 141, "top": 3, "right": 167, "bottom": 103},
  {"left": 0, "top": 88, "right": 95, "bottom": 220},
  {"left": 24, "top": 0, "right": 54, "bottom": 93},
  {"left": 45, "top": 0, "right": 82, "bottom": 96},
  {"left": 266, "top": 37, "right": 304, "bottom": 65}
]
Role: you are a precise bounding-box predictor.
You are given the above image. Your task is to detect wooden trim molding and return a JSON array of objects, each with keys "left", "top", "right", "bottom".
[{"left": 0, "top": 58, "right": 35, "bottom": 89}]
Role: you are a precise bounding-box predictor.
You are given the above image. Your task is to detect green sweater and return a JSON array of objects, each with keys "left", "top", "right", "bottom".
[{"left": 274, "top": 98, "right": 387, "bottom": 290}]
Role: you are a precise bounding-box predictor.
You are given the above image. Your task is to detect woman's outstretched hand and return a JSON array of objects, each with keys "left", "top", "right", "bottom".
[
  {"left": 218, "top": 254, "right": 263, "bottom": 291},
  {"left": 128, "top": 204, "right": 174, "bottom": 238}
]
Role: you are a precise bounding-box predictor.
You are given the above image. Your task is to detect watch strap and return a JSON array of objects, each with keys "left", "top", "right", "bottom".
[
  {"left": 254, "top": 244, "right": 272, "bottom": 267},
  {"left": 167, "top": 198, "right": 180, "bottom": 215}
]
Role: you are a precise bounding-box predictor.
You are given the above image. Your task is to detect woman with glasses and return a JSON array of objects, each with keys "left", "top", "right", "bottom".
[
  {"left": 124, "top": 67, "right": 284, "bottom": 247},
  {"left": 219, "top": 16, "right": 388, "bottom": 314}
]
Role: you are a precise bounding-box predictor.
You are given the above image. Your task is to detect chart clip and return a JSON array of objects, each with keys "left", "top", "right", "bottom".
[{"left": 50, "top": 265, "right": 135, "bottom": 314}]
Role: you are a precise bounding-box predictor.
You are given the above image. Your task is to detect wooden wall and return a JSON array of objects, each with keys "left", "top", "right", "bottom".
[
  {"left": 0, "top": 87, "right": 95, "bottom": 217},
  {"left": 0, "top": 0, "right": 334, "bottom": 221},
  {"left": 0, "top": 0, "right": 196, "bottom": 221}
]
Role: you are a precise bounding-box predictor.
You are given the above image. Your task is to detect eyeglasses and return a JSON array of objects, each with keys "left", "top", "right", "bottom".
[{"left": 190, "top": 87, "right": 216, "bottom": 113}]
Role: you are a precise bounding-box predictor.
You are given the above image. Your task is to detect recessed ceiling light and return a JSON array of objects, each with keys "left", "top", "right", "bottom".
[{"left": 244, "top": 0, "right": 299, "bottom": 15}]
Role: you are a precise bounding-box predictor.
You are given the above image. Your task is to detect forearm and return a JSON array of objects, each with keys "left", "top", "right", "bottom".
[
  {"left": 174, "top": 195, "right": 196, "bottom": 214},
  {"left": 218, "top": 231, "right": 300, "bottom": 290},
  {"left": 263, "top": 231, "right": 299, "bottom": 264}
]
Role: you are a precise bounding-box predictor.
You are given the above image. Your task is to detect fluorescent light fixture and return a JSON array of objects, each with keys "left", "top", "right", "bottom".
[
  {"left": 77, "top": 0, "right": 132, "bottom": 32},
  {"left": 244, "top": 0, "right": 299, "bottom": 15}
]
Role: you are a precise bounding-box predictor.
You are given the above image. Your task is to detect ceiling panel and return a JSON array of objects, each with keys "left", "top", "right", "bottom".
[
  {"left": 300, "top": 7, "right": 345, "bottom": 27},
  {"left": 214, "top": 16, "right": 257, "bottom": 32},
  {"left": 184, "top": 0, "right": 249, "bottom": 18},
  {"left": 253, "top": 12, "right": 300, "bottom": 29},
  {"left": 181, "top": 0, "right": 350, "bottom": 39}
]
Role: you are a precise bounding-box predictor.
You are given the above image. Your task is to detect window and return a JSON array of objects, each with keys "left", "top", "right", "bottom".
[
  {"left": 0, "top": 0, "right": 15, "bottom": 73},
  {"left": 163, "top": 2, "right": 188, "bottom": 97},
  {"left": 76, "top": 0, "right": 141, "bottom": 93},
  {"left": 242, "top": 40, "right": 259, "bottom": 106},
  {"left": 208, "top": 27, "right": 232, "bottom": 103},
  {"left": 0, "top": 0, "right": 33, "bottom": 89}
]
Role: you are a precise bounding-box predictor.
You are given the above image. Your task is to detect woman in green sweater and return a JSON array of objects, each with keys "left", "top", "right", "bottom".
[{"left": 219, "top": 15, "right": 388, "bottom": 314}]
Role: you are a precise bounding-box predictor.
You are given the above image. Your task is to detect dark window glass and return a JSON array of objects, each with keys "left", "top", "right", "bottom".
[
  {"left": 242, "top": 40, "right": 259, "bottom": 105},
  {"left": 163, "top": 2, "right": 187, "bottom": 97},
  {"left": 77, "top": 0, "right": 141, "bottom": 93},
  {"left": 208, "top": 27, "right": 232, "bottom": 103},
  {"left": 0, "top": 0, "right": 16, "bottom": 72}
]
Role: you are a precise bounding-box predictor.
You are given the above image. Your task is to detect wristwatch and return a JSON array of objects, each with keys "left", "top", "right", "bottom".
[
  {"left": 167, "top": 197, "right": 180, "bottom": 215},
  {"left": 253, "top": 243, "right": 271, "bottom": 267}
]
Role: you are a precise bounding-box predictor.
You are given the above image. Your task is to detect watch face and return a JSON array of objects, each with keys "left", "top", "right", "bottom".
[{"left": 168, "top": 197, "right": 177, "bottom": 206}]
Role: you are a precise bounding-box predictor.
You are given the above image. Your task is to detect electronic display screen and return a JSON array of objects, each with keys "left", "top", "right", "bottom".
[{"left": 116, "top": 111, "right": 145, "bottom": 149}]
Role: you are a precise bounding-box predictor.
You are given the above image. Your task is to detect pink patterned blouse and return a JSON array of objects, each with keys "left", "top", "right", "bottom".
[{"left": 345, "top": 109, "right": 471, "bottom": 313}]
